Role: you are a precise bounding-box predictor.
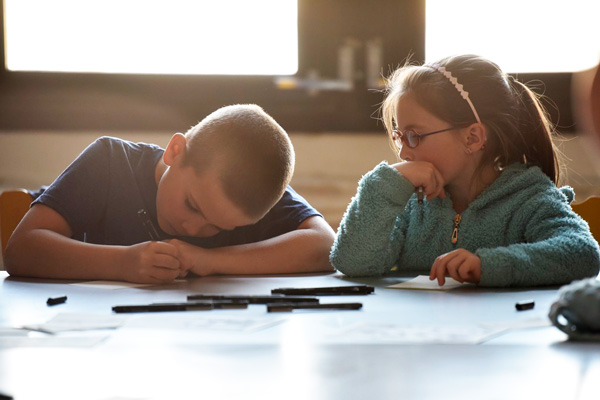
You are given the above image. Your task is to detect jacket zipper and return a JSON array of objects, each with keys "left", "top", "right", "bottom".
[{"left": 451, "top": 214, "right": 462, "bottom": 245}]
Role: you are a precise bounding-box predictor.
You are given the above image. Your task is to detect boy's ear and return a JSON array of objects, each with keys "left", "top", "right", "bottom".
[
  {"left": 465, "top": 123, "right": 487, "bottom": 152},
  {"left": 163, "top": 133, "right": 187, "bottom": 166}
]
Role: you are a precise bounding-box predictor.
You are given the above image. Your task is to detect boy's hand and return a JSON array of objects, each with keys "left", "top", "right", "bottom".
[
  {"left": 164, "top": 239, "right": 211, "bottom": 277},
  {"left": 123, "top": 241, "right": 182, "bottom": 283},
  {"left": 429, "top": 249, "right": 481, "bottom": 286},
  {"left": 391, "top": 161, "right": 446, "bottom": 201}
]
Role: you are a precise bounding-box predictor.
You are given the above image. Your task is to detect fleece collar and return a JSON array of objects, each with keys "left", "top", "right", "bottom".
[{"left": 434, "top": 163, "right": 573, "bottom": 212}]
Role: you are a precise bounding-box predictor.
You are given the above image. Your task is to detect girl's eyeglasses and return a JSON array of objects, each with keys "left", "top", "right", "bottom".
[{"left": 391, "top": 126, "right": 460, "bottom": 149}]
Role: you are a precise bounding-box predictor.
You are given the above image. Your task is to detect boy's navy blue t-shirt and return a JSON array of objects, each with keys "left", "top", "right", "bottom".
[{"left": 32, "top": 136, "right": 321, "bottom": 248}]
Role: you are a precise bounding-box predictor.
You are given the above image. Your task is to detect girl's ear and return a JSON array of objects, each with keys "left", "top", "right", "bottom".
[
  {"left": 163, "top": 133, "right": 187, "bottom": 166},
  {"left": 465, "top": 123, "right": 487, "bottom": 152}
]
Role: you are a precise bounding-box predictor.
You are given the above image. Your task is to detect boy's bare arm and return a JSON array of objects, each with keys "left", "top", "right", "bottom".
[
  {"left": 4, "top": 204, "right": 182, "bottom": 283},
  {"left": 170, "top": 216, "right": 336, "bottom": 276}
]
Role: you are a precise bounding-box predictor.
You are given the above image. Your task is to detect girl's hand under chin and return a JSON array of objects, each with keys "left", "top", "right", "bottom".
[{"left": 391, "top": 161, "right": 447, "bottom": 201}]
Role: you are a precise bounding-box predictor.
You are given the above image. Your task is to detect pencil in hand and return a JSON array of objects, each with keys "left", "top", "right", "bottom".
[{"left": 417, "top": 186, "right": 424, "bottom": 204}]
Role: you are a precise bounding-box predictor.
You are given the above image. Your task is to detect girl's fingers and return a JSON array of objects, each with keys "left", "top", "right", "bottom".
[
  {"left": 435, "top": 263, "right": 447, "bottom": 286},
  {"left": 445, "top": 255, "right": 465, "bottom": 283},
  {"left": 430, "top": 252, "right": 448, "bottom": 279},
  {"left": 430, "top": 169, "right": 445, "bottom": 199},
  {"left": 424, "top": 168, "right": 445, "bottom": 201},
  {"left": 429, "top": 264, "right": 436, "bottom": 280},
  {"left": 423, "top": 180, "right": 438, "bottom": 201},
  {"left": 431, "top": 251, "right": 463, "bottom": 285},
  {"left": 434, "top": 169, "right": 446, "bottom": 199},
  {"left": 458, "top": 261, "right": 480, "bottom": 283},
  {"left": 431, "top": 251, "right": 482, "bottom": 286},
  {"left": 394, "top": 162, "right": 445, "bottom": 201},
  {"left": 433, "top": 254, "right": 452, "bottom": 285}
]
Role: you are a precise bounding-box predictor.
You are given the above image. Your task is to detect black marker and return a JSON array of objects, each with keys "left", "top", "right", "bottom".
[
  {"left": 271, "top": 285, "right": 374, "bottom": 296},
  {"left": 137, "top": 209, "right": 161, "bottom": 241},
  {"left": 515, "top": 300, "right": 535, "bottom": 311},
  {"left": 187, "top": 294, "right": 320, "bottom": 304},
  {"left": 267, "top": 302, "right": 363, "bottom": 312},
  {"left": 47, "top": 296, "right": 67, "bottom": 306},
  {"left": 112, "top": 300, "right": 248, "bottom": 313}
]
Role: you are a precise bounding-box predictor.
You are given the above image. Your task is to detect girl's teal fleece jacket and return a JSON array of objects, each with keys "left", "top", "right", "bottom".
[{"left": 330, "top": 162, "right": 600, "bottom": 287}]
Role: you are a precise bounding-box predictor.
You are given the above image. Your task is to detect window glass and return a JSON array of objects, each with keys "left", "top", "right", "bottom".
[
  {"left": 4, "top": 0, "right": 298, "bottom": 75},
  {"left": 426, "top": 0, "right": 600, "bottom": 73}
]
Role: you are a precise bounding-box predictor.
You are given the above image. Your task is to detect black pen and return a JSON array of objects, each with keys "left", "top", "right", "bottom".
[
  {"left": 187, "top": 294, "right": 320, "bottom": 304},
  {"left": 112, "top": 300, "right": 248, "bottom": 313},
  {"left": 271, "top": 285, "right": 374, "bottom": 296},
  {"left": 47, "top": 296, "right": 67, "bottom": 306},
  {"left": 515, "top": 300, "right": 535, "bottom": 311},
  {"left": 137, "top": 209, "right": 161, "bottom": 241},
  {"left": 267, "top": 302, "right": 363, "bottom": 312}
]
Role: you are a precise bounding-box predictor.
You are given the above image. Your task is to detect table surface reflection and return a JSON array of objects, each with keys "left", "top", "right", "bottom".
[{"left": 1, "top": 271, "right": 599, "bottom": 400}]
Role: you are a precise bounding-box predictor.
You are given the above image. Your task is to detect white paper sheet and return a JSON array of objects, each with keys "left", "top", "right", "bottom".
[
  {"left": 125, "top": 315, "right": 284, "bottom": 332},
  {"left": 0, "top": 327, "right": 29, "bottom": 336},
  {"left": 22, "top": 313, "right": 126, "bottom": 333},
  {"left": 388, "top": 275, "right": 472, "bottom": 290},
  {"left": 335, "top": 321, "right": 506, "bottom": 344},
  {"left": 481, "top": 317, "right": 551, "bottom": 331},
  {"left": 0, "top": 335, "right": 107, "bottom": 348}
]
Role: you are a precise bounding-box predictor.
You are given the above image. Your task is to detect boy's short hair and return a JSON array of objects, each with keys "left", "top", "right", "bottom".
[{"left": 182, "top": 104, "right": 295, "bottom": 219}]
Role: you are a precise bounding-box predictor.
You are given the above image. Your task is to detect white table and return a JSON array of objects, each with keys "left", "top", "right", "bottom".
[{"left": 0, "top": 271, "right": 598, "bottom": 400}]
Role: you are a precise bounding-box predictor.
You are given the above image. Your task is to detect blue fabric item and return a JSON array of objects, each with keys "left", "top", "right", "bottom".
[
  {"left": 330, "top": 162, "right": 600, "bottom": 287},
  {"left": 32, "top": 136, "right": 321, "bottom": 249}
]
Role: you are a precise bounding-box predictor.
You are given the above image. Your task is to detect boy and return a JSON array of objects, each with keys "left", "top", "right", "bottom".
[{"left": 5, "top": 104, "right": 335, "bottom": 283}]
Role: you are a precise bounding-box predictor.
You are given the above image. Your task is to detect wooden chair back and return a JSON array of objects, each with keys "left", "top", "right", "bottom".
[
  {"left": 572, "top": 196, "right": 600, "bottom": 245},
  {"left": 0, "top": 189, "right": 33, "bottom": 257}
]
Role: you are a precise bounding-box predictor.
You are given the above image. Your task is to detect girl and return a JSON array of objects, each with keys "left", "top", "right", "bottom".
[{"left": 330, "top": 54, "right": 600, "bottom": 287}]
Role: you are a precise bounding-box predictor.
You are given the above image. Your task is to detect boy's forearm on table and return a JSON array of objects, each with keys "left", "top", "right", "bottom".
[
  {"left": 190, "top": 228, "right": 335, "bottom": 276},
  {"left": 5, "top": 229, "right": 127, "bottom": 281}
]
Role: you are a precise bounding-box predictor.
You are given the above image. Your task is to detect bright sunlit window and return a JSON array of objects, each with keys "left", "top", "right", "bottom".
[
  {"left": 426, "top": 0, "right": 600, "bottom": 73},
  {"left": 4, "top": 0, "right": 298, "bottom": 75}
]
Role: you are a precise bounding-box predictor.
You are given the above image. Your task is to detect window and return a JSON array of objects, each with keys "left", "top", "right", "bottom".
[
  {"left": 426, "top": 0, "right": 600, "bottom": 73},
  {"left": 4, "top": 0, "right": 298, "bottom": 75}
]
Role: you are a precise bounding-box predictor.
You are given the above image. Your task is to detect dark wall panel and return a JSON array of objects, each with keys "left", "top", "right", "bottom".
[{"left": 0, "top": 1, "right": 574, "bottom": 133}]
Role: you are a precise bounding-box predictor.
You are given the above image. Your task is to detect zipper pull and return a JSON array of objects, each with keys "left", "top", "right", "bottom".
[{"left": 451, "top": 214, "right": 462, "bottom": 244}]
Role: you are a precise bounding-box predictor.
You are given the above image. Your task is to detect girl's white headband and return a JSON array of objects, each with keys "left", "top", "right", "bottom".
[{"left": 432, "top": 64, "right": 482, "bottom": 124}]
